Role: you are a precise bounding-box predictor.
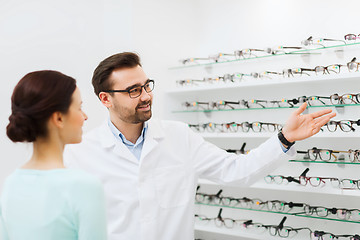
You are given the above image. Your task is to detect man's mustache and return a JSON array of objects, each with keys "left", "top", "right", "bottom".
[{"left": 136, "top": 101, "right": 152, "bottom": 110}]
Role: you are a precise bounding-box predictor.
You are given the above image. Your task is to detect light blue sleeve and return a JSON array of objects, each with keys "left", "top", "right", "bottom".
[
  {"left": 70, "top": 175, "right": 107, "bottom": 240},
  {"left": 0, "top": 204, "right": 9, "bottom": 240}
]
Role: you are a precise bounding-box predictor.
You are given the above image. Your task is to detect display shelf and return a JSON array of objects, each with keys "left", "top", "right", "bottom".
[
  {"left": 289, "top": 160, "right": 360, "bottom": 165},
  {"left": 195, "top": 223, "right": 312, "bottom": 240},
  {"left": 198, "top": 179, "right": 360, "bottom": 197},
  {"left": 167, "top": 72, "right": 360, "bottom": 94},
  {"left": 169, "top": 42, "right": 360, "bottom": 69},
  {"left": 195, "top": 224, "right": 277, "bottom": 240},
  {"left": 195, "top": 202, "right": 360, "bottom": 224},
  {"left": 173, "top": 104, "right": 360, "bottom": 113},
  {"left": 197, "top": 131, "right": 360, "bottom": 139}
]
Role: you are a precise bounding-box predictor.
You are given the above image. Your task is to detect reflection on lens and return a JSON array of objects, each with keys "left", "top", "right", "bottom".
[
  {"left": 315, "top": 66, "right": 325, "bottom": 74},
  {"left": 350, "top": 210, "right": 360, "bottom": 221},
  {"left": 319, "top": 150, "right": 332, "bottom": 161},
  {"left": 330, "top": 94, "right": 340, "bottom": 105},
  {"left": 309, "top": 177, "right": 322, "bottom": 186},
  {"left": 274, "top": 176, "right": 284, "bottom": 184},
  {"left": 342, "top": 94, "right": 355, "bottom": 104},
  {"left": 336, "top": 209, "right": 348, "bottom": 219},
  {"left": 315, "top": 207, "right": 328, "bottom": 217},
  {"left": 326, "top": 121, "right": 338, "bottom": 132},
  {"left": 327, "top": 64, "right": 341, "bottom": 74},
  {"left": 241, "top": 122, "right": 251, "bottom": 132},
  {"left": 348, "top": 62, "right": 358, "bottom": 72},
  {"left": 252, "top": 122, "right": 262, "bottom": 132},
  {"left": 330, "top": 178, "right": 340, "bottom": 188},
  {"left": 299, "top": 176, "right": 308, "bottom": 186},
  {"left": 267, "top": 124, "right": 276, "bottom": 132},
  {"left": 341, "top": 179, "right": 356, "bottom": 189},
  {"left": 339, "top": 120, "right": 353, "bottom": 132},
  {"left": 264, "top": 175, "right": 273, "bottom": 183}
]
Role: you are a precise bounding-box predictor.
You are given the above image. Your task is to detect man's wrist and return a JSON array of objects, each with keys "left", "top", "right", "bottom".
[{"left": 278, "top": 130, "right": 295, "bottom": 149}]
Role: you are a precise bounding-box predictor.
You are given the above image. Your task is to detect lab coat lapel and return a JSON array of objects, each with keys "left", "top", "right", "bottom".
[
  {"left": 98, "top": 121, "right": 139, "bottom": 164},
  {"left": 140, "top": 119, "right": 165, "bottom": 162}
]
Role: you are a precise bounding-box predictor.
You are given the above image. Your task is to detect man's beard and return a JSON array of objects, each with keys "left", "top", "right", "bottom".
[{"left": 114, "top": 100, "right": 152, "bottom": 124}]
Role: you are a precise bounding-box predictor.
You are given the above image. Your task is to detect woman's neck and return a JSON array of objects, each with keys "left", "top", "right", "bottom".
[{"left": 22, "top": 137, "right": 65, "bottom": 170}]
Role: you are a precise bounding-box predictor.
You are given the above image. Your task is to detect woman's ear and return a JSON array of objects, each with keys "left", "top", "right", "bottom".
[
  {"left": 49, "top": 111, "right": 65, "bottom": 129},
  {"left": 99, "top": 92, "right": 112, "bottom": 108}
]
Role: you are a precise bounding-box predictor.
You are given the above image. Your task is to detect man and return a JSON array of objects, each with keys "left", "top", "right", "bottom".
[{"left": 64, "top": 52, "right": 336, "bottom": 240}]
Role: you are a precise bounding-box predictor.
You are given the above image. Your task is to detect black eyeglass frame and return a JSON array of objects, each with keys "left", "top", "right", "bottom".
[{"left": 102, "top": 79, "right": 155, "bottom": 98}]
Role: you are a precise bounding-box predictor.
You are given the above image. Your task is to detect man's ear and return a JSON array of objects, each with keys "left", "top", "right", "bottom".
[
  {"left": 99, "top": 92, "right": 112, "bottom": 108},
  {"left": 49, "top": 112, "right": 65, "bottom": 129}
]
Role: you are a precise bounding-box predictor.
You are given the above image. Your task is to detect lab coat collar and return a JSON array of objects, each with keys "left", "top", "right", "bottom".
[{"left": 98, "top": 118, "right": 165, "bottom": 149}]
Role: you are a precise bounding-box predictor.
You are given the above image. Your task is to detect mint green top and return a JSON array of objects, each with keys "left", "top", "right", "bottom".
[{"left": 0, "top": 169, "right": 107, "bottom": 240}]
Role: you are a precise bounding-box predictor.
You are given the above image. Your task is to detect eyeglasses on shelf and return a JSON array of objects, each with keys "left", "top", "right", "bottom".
[
  {"left": 301, "top": 36, "right": 346, "bottom": 47},
  {"left": 324, "top": 119, "right": 360, "bottom": 132}
]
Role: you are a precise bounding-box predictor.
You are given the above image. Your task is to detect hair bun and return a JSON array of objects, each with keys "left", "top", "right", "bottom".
[{"left": 6, "top": 111, "right": 37, "bottom": 142}]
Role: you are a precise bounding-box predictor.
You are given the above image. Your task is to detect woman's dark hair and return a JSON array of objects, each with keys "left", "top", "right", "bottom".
[
  {"left": 6, "top": 70, "right": 77, "bottom": 142},
  {"left": 92, "top": 52, "right": 142, "bottom": 98}
]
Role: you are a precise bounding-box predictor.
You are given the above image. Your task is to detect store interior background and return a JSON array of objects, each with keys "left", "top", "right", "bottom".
[{"left": 0, "top": 0, "right": 358, "bottom": 191}]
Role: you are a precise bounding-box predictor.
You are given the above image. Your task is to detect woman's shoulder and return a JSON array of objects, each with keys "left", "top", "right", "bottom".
[{"left": 63, "top": 169, "right": 103, "bottom": 190}]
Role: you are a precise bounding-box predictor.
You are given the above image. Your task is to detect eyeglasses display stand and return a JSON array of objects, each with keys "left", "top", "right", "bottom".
[{"left": 165, "top": 39, "right": 360, "bottom": 240}]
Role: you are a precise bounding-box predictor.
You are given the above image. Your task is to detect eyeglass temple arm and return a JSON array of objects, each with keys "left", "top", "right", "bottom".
[
  {"left": 277, "top": 216, "right": 287, "bottom": 229},
  {"left": 215, "top": 189, "right": 223, "bottom": 198},
  {"left": 217, "top": 208, "right": 223, "bottom": 219},
  {"left": 240, "top": 142, "right": 246, "bottom": 153},
  {"left": 300, "top": 168, "right": 310, "bottom": 177},
  {"left": 323, "top": 38, "right": 346, "bottom": 44},
  {"left": 288, "top": 202, "right": 304, "bottom": 208}
]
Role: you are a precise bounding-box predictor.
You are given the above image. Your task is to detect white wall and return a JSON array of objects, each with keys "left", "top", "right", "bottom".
[{"left": 0, "top": 0, "right": 135, "bottom": 188}]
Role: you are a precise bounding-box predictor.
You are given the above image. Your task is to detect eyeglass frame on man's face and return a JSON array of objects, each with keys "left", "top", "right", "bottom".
[{"left": 102, "top": 79, "right": 155, "bottom": 98}]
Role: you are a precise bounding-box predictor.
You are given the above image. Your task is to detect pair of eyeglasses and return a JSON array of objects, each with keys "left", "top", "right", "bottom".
[
  {"left": 325, "top": 119, "right": 360, "bottom": 132},
  {"left": 195, "top": 209, "right": 248, "bottom": 229},
  {"left": 345, "top": 33, "right": 360, "bottom": 41},
  {"left": 234, "top": 48, "right": 266, "bottom": 59},
  {"left": 180, "top": 57, "right": 211, "bottom": 64},
  {"left": 265, "top": 46, "right": 303, "bottom": 55},
  {"left": 264, "top": 175, "right": 301, "bottom": 184},
  {"left": 311, "top": 231, "right": 360, "bottom": 240},
  {"left": 195, "top": 189, "right": 223, "bottom": 204},
  {"left": 102, "top": 79, "right": 154, "bottom": 98},
  {"left": 297, "top": 147, "right": 349, "bottom": 162},
  {"left": 303, "top": 205, "right": 360, "bottom": 221},
  {"left": 259, "top": 200, "right": 304, "bottom": 212},
  {"left": 243, "top": 217, "right": 310, "bottom": 238},
  {"left": 299, "top": 176, "right": 338, "bottom": 187},
  {"left": 331, "top": 178, "right": 360, "bottom": 190},
  {"left": 283, "top": 68, "right": 315, "bottom": 77},
  {"left": 330, "top": 93, "right": 360, "bottom": 105},
  {"left": 301, "top": 36, "right": 346, "bottom": 47}
]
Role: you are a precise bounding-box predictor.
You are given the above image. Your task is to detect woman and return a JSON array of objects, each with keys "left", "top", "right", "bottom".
[{"left": 0, "top": 70, "right": 107, "bottom": 240}]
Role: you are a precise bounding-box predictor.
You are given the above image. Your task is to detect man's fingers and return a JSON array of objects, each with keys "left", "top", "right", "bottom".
[
  {"left": 314, "top": 112, "right": 337, "bottom": 127},
  {"left": 293, "top": 102, "right": 308, "bottom": 115},
  {"left": 310, "top": 108, "right": 334, "bottom": 119}
]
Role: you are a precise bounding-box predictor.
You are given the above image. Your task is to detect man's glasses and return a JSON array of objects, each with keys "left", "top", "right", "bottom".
[{"left": 102, "top": 79, "right": 154, "bottom": 98}]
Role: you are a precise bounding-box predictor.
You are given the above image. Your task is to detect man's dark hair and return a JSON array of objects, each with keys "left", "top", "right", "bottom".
[{"left": 92, "top": 52, "right": 142, "bottom": 98}]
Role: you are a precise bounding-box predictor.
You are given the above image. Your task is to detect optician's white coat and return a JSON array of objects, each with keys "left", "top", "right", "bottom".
[{"left": 64, "top": 119, "right": 295, "bottom": 240}]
